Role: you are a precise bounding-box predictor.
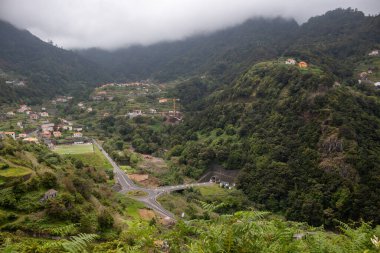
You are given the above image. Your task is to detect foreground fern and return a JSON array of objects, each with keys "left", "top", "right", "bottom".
[{"left": 61, "top": 233, "right": 98, "bottom": 253}]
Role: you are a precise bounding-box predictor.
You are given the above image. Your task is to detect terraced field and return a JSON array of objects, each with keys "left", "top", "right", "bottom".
[{"left": 0, "top": 167, "right": 32, "bottom": 178}]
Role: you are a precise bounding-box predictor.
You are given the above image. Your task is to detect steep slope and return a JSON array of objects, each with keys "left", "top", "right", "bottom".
[
  {"left": 285, "top": 8, "right": 380, "bottom": 79},
  {"left": 79, "top": 17, "right": 299, "bottom": 82},
  {"left": 0, "top": 137, "right": 134, "bottom": 237},
  {"left": 79, "top": 9, "right": 379, "bottom": 85},
  {"left": 166, "top": 61, "right": 380, "bottom": 226},
  {"left": 0, "top": 20, "right": 109, "bottom": 103}
]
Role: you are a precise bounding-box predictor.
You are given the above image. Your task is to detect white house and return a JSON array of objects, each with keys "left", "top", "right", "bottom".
[
  {"left": 62, "top": 125, "right": 73, "bottom": 131},
  {"left": 17, "top": 105, "right": 30, "bottom": 113},
  {"left": 285, "top": 58, "right": 296, "bottom": 65},
  {"left": 127, "top": 110, "right": 143, "bottom": 119},
  {"left": 41, "top": 123, "right": 54, "bottom": 132},
  {"left": 368, "top": 50, "right": 379, "bottom": 56},
  {"left": 40, "top": 112, "right": 49, "bottom": 117},
  {"left": 73, "top": 132, "right": 83, "bottom": 138},
  {"left": 375, "top": 82, "right": 380, "bottom": 87}
]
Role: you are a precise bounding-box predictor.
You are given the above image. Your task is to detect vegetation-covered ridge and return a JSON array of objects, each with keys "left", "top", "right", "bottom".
[
  {"left": 0, "top": 138, "right": 130, "bottom": 243},
  {"left": 166, "top": 60, "right": 380, "bottom": 226},
  {"left": 0, "top": 20, "right": 110, "bottom": 104}
]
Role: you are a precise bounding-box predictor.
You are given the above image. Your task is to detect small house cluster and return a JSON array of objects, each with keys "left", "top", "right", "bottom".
[
  {"left": 0, "top": 131, "right": 39, "bottom": 143},
  {"left": 91, "top": 92, "right": 114, "bottom": 101},
  {"left": 285, "top": 58, "right": 308, "bottom": 68},
  {"left": 358, "top": 61, "right": 380, "bottom": 87},
  {"left": 5, "top": 80, "right": 26, "bottom": 87},
  {"left": 51, "top": 96, "right": 73, "bottom": 104},
  {"left": 99, "top": 81, "right": 148, "bottom": 89},
  {"left": 127, "top": 110, "right": 143, "bottom": 119},
  {"left": 14, "top": 104, "right": 49, "bottom": 120},
  {"left": 77, "top": 102, "right": 93, "bottom": 112},
  {"left": 38, "top": 119, "right": 84, "bottom": 145}
]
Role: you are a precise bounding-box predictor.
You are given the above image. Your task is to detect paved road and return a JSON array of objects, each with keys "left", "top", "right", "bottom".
[{"left": 93, "top": 140, "right": 213, "bottom": 220}]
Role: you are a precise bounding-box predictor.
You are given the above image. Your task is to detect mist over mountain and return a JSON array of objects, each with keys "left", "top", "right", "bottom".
[
  {"left": 1, "top": 5, "right": 380, "bottom": 252},
  {"left": 0, "top": 20, "right": 109, "bottom": 103},
  {"left": 0, "top": 0, "right": 378, "bottom": 49}
]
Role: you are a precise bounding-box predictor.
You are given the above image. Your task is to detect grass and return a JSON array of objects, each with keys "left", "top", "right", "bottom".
[
  {"left": 158, "top": 185, "right": 249, "bottom": 219},
  {"left": 120, "top": 165, "right": 137, "bottom": 174},
  {"left": 121, "top": 197, "right": 146, "bottom": 219},
  {"left": 196, "top": 184, "right": 229, "bottom": 196},
  {"left": 65, "top": 144, "right": 112, "bottom": 170},
  {"left": 54, "top": 143, "right": 94, "bottom": 155},
  {"left": 126, "top": 190, "right": 148, "bottom": 197},
  {"left": 0, "top": 167, "right": 32, "bottom": 178}
]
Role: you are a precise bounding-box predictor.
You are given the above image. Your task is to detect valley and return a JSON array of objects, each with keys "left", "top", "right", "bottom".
[{"left": 0, "top": 7, "right": 380, "bottom": 253}]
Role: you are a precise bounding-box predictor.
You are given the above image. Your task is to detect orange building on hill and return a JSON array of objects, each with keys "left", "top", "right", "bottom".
[{"left": 298, "top": 61, "right": 308, "bottom": 68}]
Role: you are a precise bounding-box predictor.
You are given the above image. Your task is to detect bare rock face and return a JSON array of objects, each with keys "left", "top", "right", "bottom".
[
  {"left": 321, "top": 134, "right": 343, "bottom": 153},
  {"left": 319, "top": 157, "right": 358, "bottom": 182}
]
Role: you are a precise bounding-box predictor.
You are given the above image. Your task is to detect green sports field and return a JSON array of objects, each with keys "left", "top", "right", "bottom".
[{"left": 54, "top": 143, "right": 94, "bottom": 155}]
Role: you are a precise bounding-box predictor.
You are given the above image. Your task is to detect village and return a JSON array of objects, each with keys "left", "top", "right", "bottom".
[
  {"left": 0, "top": 103, "right": 86, "bottom": 148},
  {"left": 0, "top": 80, "right": 185, "bottom": 152},
  {"left": 283, "top": 49, "right": 380, "bottom": 88},
  {"left": 2, "top": 47, "right": 379, "bottom": 150}
]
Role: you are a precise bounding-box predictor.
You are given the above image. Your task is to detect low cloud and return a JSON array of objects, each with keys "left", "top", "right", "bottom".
[{"left": 0, "top": 0, "right": 379, "bottom": 50}]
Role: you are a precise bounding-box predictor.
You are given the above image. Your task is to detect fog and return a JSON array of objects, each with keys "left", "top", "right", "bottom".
[{"left": 0, "top": 0, "right": 379, "bottom": 50}]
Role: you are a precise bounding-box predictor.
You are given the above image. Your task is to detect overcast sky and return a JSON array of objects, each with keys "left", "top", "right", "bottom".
[{"left": 0, "top": 0, "right": 379, "bottom": 50}]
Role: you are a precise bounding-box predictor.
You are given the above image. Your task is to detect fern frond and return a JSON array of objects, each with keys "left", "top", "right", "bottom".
[
  {"left": 51, "top": 223, "right": 78, "bottom": 236},
  {"left": 62, "top": 233, "right": 98, "bottom": 253}
]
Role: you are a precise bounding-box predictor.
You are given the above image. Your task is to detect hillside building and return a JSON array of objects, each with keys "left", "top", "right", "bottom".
[
  {"left": 40, "top": 189, "right": 58, "bottom": 202},
  {"left": 368, "top": 50, "right": 379, "bottom": 56},
  {"left": 298, "top": 61, "right": 308, "bottom": 68},
  {"left": 73, "top": 132, "right": 83, "bottom": 138},
  {"left": 0, "top": 132, "right": 16, "bottom": 139},
  {"left": 53, "top": 131, "right": 62, "bottom": 138}
]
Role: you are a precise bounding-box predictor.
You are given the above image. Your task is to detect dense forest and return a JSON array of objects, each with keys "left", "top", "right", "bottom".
[{"left": 164, "top": 61, "right": 380, "bottom": 226}]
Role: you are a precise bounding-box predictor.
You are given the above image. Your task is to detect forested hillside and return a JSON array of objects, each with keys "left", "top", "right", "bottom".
[
  {"left": 79, "top": 9, "right": 379, "bottom": 84},
  {"left": 76, "top": 9, "right": 380, "bottom": 226},
  {"left": 0, "top": 20, "right": 110, "bottom": 103},
  {"left": 165, "top": 60, "right": 380, "bottom": 226},
  {"left": 1, "top": 139, "right": 379, "bottom": 252}
]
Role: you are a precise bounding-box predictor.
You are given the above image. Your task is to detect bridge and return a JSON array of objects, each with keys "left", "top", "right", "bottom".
[{"left": 93, "top": 140, "right": 213, "bottom": 220}]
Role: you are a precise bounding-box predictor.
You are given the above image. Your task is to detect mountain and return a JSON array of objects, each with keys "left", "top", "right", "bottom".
[
  {"left": 285, "top": 8, "right": 380, "bottom": 79},
  {"left": 165, "top": 59, "right": 380, "bottom": 227},
  {"left": 79, "top": 17, "right": 299, "bottom": 82},
  {"left": 75, "top": 9, "right": 380, "bottom": 226},
  {"left": 0, "top": 20, "right": 109, "bottom": 103},
  {"left": 79, "top": 8, "right": 379, "bottom": 85}
]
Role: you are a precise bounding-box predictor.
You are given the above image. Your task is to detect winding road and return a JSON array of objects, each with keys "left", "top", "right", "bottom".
[{"left": 93, "top": 140, "right": 213, "bottom": 220}]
